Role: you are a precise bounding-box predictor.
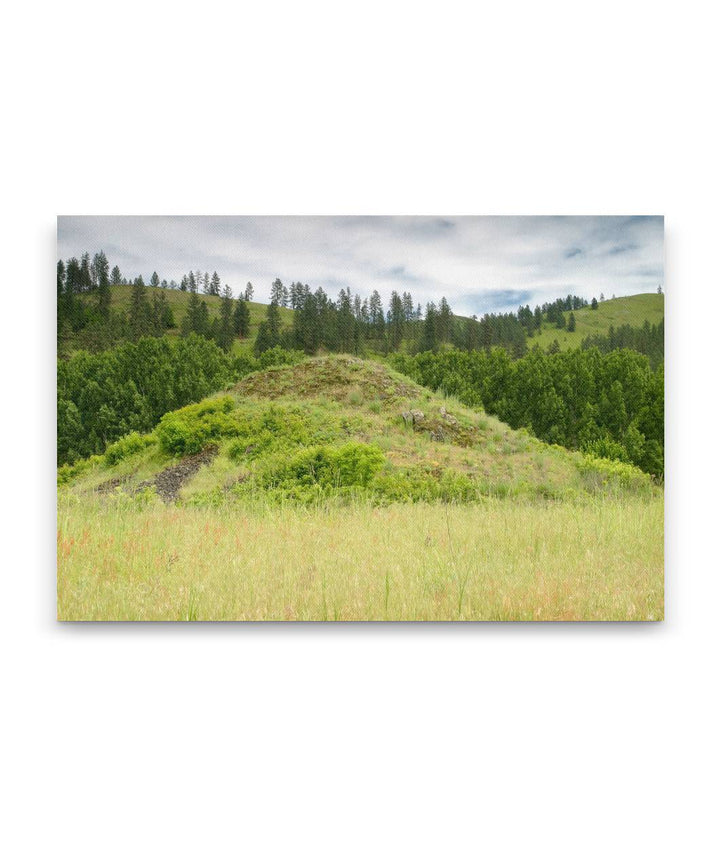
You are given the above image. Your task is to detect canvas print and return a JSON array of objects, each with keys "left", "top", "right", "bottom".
[{"left": 57, "top": 216, "right": 664, "bottom": 621}]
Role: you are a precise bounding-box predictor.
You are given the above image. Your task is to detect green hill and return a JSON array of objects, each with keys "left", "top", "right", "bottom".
[
  {"left": 58, "top": 354, "right": 662, "bottom": 621},
  {"left": 104, "top": 283, "right": 294, "bottom": 340},
  {"left": 60, "top": 355, "right": 652, "bottom": 505},
  {"left": 530, "top": 292, "right": 663, "bottom": 350}
]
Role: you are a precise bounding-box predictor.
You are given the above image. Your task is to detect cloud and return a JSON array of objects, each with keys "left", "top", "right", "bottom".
[{"left": 57, "top": 215, "right": 664, "bottom": 315}]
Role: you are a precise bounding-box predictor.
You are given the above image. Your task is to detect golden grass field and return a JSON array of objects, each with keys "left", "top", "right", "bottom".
[{"left": 57, "top": 494, "right": 663, "bottom": 621}]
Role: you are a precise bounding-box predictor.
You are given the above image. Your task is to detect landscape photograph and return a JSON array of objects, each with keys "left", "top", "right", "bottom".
[{"left": 56, "top": 215, "right": 664, "bottom": 621}]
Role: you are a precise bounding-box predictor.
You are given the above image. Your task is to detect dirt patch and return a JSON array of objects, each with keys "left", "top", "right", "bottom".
[{"left": 136, "top": 446, "right": 218, "bottom": 503}]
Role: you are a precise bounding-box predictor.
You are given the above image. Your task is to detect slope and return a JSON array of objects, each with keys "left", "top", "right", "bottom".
[
  {"left": 60, "top": 355, "right": 653, "bottom": 506},
  {"left": 531, "top": 292, "right": 664, "bottom": 350}
]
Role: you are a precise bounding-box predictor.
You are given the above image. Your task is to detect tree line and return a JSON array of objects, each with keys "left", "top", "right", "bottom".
[
  {"left": 58, "top": 250, "right": 610, "bottom": 359},
  {"left": 389, "top": 346, "right": 664, "bottom": 477}
]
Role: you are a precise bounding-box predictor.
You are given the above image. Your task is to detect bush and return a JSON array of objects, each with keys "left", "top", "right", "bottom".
[
  {"left": 578, "top": 454, "right": 651, "bottom": 493},
  {"left": 103, "top": 432, "right": 154, "bottom": 466},
  {"left": 155, "top": 396, "right": 239, "bottom": 456},
  {"left": 264, "top": 443, "right": 386, "bottom": 489}
]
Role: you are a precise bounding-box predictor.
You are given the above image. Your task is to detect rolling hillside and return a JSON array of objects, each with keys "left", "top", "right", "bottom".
[
  {"left": 530, "top": 292, "right": 664, "bottom": 350},
  {"left": 103, "top": 283, "right": 294, "bottom": 340},
  {"left": 57, "top": 355, "right": 662, "bottom": 620}
]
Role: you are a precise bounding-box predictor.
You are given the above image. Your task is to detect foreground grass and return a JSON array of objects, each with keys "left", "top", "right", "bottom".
[{"left": 57, "top": 494, "right": 663, "bottom": 621}]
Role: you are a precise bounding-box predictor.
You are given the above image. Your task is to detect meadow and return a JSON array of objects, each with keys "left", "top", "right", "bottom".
[{"left": 57, "top": 493, "right": 663, "bottom": 621}]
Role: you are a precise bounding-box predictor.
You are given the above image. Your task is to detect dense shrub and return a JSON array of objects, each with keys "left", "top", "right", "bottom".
[
  {"left": 155, "top": 397, "right": 238, "bottom": 456},
  {"left": 266, "top": 443, "right": 386, "bottom": 489}
]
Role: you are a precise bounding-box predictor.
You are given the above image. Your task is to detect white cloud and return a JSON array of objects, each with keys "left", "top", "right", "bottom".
[{"left": 57, "top": 215, "right": 663, "bottom": 314}]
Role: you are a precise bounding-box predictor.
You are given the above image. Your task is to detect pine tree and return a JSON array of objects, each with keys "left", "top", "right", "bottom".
[
  {"left": 567, "top": 312, "right": 576, "bottom": 332},
  {"left": 254, "top": 321, "right": 273, "bottom": 355},
  {"left": 388, "top": 291, "right": 404, "bottom": 350},
  {"left": 438, "top": 297, "right": 452, "bottom": 343},
  {"left": 216, "top": 285, "right": 235, "bottom": 351},
  {"left": 80, "top": 253, "right": 93, "bottom": 292},
  {"left": 234, "top": 296, "right": 250, "bottom": 337},
  {"left": 266, "top": 300, "right": 281, "bottom": 344},
  {"left": 150, "top": 271, "right": 160, "bottom": 287},
  {"left": 129, "top": 276, "right": 150, "bottom": 340},
  {"left": 591, "top": 297, "right": 598, "bottom": 310},
  {"left": 420, "top": 303, "right": 438, "bottom": 352},
  {"left": 245, "top": 282, "right": 254, "bottom": 301},
  {"left": 94, "top": 251, "right": 111, "bottom": 319},
  {"left": 270, "top": 278, "right": 284, "bottom": 304},
  {"left": 210, "top": 271, "right": 221, "bottom": 296},
  {"left": 110, "top": 265, "right": 122, "bottom": 286}
]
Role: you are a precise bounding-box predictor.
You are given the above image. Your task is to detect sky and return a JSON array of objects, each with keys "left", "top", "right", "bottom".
[{"left": 57, "top": 215, "right": 664, "bottom": 315}]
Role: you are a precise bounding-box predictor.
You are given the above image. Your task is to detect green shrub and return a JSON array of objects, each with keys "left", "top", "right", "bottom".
[
  {"left": 103, "top": 432, "right": 154, "bottom": 466},
  {"left": 578, "top": 454, "right": 651, "bottom": 492},
  {"left": 155, "top": 396, "right": 239, "bottom": 456},
  {"left": 263, "top": 443, "right": 386, "bottom": 489}
]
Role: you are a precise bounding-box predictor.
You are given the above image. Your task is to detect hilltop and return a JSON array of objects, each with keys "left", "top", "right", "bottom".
[
  {"left": 531, "top": 292, "right": 664, "bottom": 350},
  {"left": 60, "top": 355, "right": 652, "bottom": 506}
]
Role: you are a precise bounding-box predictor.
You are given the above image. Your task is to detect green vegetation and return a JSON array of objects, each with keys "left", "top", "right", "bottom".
[
  {"left": 390, "top": 346, "right": 664, "bottom": 477},
  {"left": 60, "top": 356, "right": 655, "bottom": 504},
  {"left": 56, "top": 251, "right": 664, "bottom": 621},
  {"left": 57, "top": 335, "right": 303, "bottom": 464},
  {"left": 531, "top": 293, "right": 664, "bottom": 351}
]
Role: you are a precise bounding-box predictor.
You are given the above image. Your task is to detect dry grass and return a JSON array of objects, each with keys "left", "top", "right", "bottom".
[{"left": 57, "top": 494, "right": 663, "bottom": 621}]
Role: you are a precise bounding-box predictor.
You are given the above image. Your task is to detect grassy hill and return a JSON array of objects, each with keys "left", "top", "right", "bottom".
[
  {"left": 105, "top": 283, "right": 294, "bottom": 341},
  {"left": 57, "top": 355, "right": 662, "bottom": 620},
  {"left": 530, "top": 292, "right": 664, "bottom": 350}
]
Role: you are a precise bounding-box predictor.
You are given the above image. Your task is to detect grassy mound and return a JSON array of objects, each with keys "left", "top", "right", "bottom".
[{"left": 59, "top": 355, "right": 654, "bottom": 507}]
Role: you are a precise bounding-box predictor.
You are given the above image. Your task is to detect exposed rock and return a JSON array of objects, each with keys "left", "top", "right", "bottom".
[{"left": 135, "top": 445, "right": 218, "bottom": 503}]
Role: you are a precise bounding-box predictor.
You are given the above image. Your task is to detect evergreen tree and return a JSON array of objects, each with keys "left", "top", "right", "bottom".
[
  {"left": 210, "top": 271, "right": 221, "bottom": 296},
  {"left": 270, "top": 278, "right": 284, "bottom": 304},
  {"left": 245, "top": 282, "right": 254, "bottom": 301},
  {"left": 110, "top": 265, "right": 122, "bottom": 286},
  {"left": 216, "top": 285, "right": 235, "bottom": 351},
  {"left": 591, "top": 297, "right": 598, "bottom": 310},
  {"left": 94, "top": 251, "right": 111, "bottom": 320},
  {"left": 234, "top": 296, "right": 250, "bottom": 337},
  {"left": 420, "top": 303, "right": 438, "bottom": 352},
  {"left": 254, "top": 321, "right": 273, "bottom": 355},
  {"left": 129, "top": 276, "right": 150, "bottom": 340},
  {"left": 567, "top": 312, "right": 576, "bottom": 332},
  {"left": 80, "top": 253, "right": 93, "bottom": 292},
  {"left": 266, "top": 300, "right": 281, "bottom": 344},
  {"left": 150, "top": 271, "right": 160, "bottom": 288},
  {"left": 388, "top": 291, "right": 404, "bottom": 350},
  {"left": 438, "top": 297, "right": 452, "bottom": 343}
]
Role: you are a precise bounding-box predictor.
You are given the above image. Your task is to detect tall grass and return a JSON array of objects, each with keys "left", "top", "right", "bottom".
[{"left": 57, "top": 494, "right": 663, "bottom": 621}]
